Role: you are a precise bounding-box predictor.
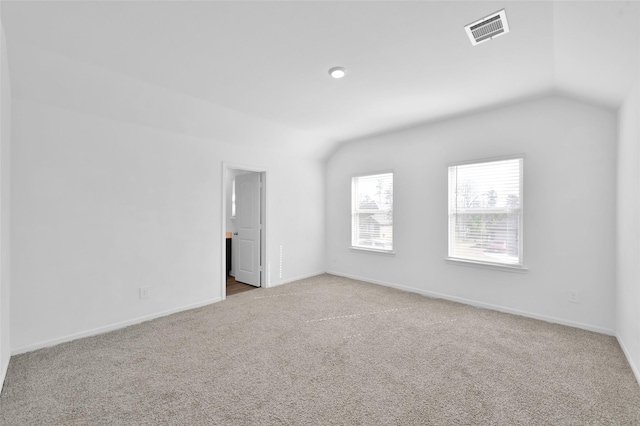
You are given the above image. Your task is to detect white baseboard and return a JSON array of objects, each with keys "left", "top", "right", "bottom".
[
  {"left": 12, "top": 297, "right": 222, "bottom": 355},
  {"left": 0, "top": 359, "right": 7, "bottom": 394},
  {"left": 12, "top": 271, "right": 325, "bottom": 355},
  {"left": 267, "top": 271, "right": 325, "bottom": 288},
  {"left": 617, "top": 334, "right": 640, "bottom": 386},
  {"left": 326, "top": 271, "right": 616, "bottom": 336}
]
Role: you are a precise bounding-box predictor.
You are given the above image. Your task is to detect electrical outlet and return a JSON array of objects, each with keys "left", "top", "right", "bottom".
[
  {"left": 139, "top": 287, "right": 150, "bottom": 299},
  {"left": 568, "top": 291, "right": 579, "bottom": 304}
]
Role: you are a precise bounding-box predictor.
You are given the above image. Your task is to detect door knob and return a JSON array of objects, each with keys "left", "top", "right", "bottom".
[{"left": 233, "top": 232, "right": 238, "bottom": 236}]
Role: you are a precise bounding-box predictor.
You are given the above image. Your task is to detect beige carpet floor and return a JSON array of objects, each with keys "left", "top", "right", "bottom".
[{"left": 1, "top": 274, "right": 639, "bottom": 425}]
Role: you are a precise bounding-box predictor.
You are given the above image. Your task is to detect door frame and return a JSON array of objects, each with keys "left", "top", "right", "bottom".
[{"left": 221, "top": 162, "right": 268, "bottom": 300}]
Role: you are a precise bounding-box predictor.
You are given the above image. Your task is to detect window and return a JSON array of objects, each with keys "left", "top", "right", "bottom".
[
  {"left": 352, "top": 173, "right": 393, "bottom": 252},
  {"left": 448, "top": 157, "right": 523, "bottom": 267}
]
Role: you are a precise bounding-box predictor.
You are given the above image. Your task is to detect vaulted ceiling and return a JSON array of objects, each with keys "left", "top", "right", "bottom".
[{"left": 2, "top": 1, "right": 638, "bottom": 159}]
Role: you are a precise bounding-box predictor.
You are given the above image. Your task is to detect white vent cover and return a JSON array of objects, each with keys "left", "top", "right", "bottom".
[{"left": 465, "top": 9, "right": 509, "bottom": 46}]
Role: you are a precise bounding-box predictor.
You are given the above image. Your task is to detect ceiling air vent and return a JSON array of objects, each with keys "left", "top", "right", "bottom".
[{"left": 465, "top": 9, "right": 509, "bottom": 46}]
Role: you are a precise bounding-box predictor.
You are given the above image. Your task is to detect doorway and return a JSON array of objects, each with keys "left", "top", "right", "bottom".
[{"left": 222, "top": 162, "right": 267, "bottom": 300}]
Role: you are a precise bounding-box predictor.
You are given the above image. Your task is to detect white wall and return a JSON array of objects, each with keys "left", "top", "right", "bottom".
[
  {"left": 616, "top": 79, "right": 640, "bottom": 383},
  {"left": 0, "top": 22, "right": 11, "bottom": 390},
  {"left": 7, "top": 41, "right": 329, "bottom": 160},
  {"left": 9, "top": 45, "right": 325, "bottom": 354},
  {"left": 326, "top": 96, "right": 617, "bottom": 334}
]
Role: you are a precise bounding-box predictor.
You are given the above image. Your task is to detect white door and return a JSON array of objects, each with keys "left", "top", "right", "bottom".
[{"left": 234, "top": 173, "right": 261, "bottom": 287}]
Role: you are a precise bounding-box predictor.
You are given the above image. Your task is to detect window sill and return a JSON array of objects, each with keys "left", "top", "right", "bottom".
[
  {"left": 444, "top": 257, "right": 528, "bottom": 273},
  {"left": 350, "top": 247, "right": 395, "bottom": 256}
]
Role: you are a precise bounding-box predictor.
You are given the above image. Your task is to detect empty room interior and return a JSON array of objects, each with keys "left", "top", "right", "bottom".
[{"left": 1, "top": 0, "right": 640, "bottom": 424}]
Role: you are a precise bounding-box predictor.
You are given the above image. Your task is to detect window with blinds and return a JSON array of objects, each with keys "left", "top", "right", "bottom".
[
  {"left": 352, "top": 173, "right": 393, "bottom": 252},
  {"left": 448, "top": 158, "right": 523, "bottom": 266}
]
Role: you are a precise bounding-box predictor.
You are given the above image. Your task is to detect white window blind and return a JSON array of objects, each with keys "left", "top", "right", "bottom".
[
  {"left": 448, "top": 158, "right": 523, "bottom": 266},
  {"left": 352, "top": 173, "right": 393, "bottom": 252}
]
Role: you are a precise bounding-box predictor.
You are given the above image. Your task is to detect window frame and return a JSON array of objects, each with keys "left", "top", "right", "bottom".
[
  {"left": 446, "top": 155, "right": 526, "bottom": 271},
  {"left": 351, "top": 171, "right": 394, "bottom": 254}
]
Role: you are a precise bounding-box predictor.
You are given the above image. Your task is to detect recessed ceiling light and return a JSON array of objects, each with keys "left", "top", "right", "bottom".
[{"left": 329, "top": 67, "right": 346, "bottom": 79}]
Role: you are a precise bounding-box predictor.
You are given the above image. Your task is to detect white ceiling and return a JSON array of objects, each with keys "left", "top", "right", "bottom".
[{"left": 1, "top": 1, "right": 638, "bottom": 158}]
